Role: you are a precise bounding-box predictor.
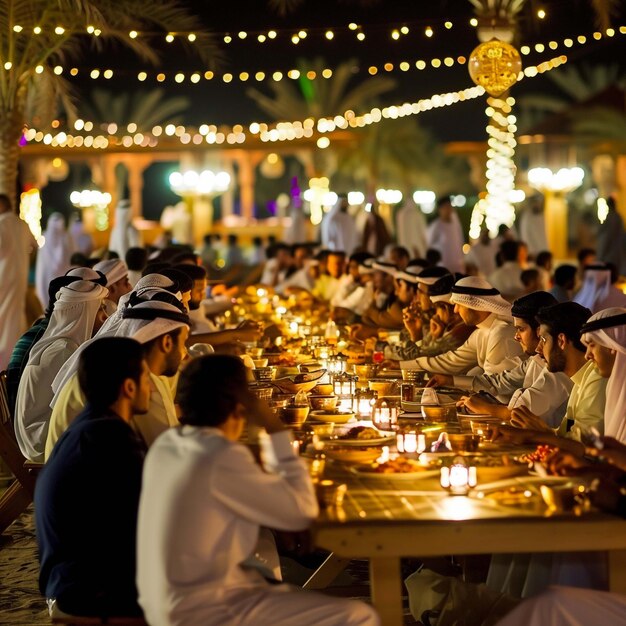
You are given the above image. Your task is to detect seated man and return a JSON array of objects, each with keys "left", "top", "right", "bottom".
[
  {"left": 35, "top": 337, "right": 151, "bottom": 618},
  {"left": 93, "top": 258, "right": 132, "bottom": 316},
  {"left": 136, "top": 355, "right": 379, "bottom": 626},
  {"left": 499, "top": 302, "right": 608, "bottom": 453},
  {"left": 433, "top": 291, "right": 573, "bottom": 427},
  {"left": 401, "top": 277, "right": 525, "bottom": 400}
]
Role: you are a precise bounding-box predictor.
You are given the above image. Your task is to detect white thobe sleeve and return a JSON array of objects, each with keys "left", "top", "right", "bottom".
[
  {"left": 210, "top": 431, "right": 319, "bottom": 531},
  {"left": 471, "top": 360, "right": 529, "bottom": 400}
]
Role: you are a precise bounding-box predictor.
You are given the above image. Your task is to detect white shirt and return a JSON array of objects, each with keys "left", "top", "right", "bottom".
[
  {"left": 426, "top": 215, "right": 465, "bottom": 273},
  {"left": 401, "top": 314, "right": 525, "bottom": 402},
  {"left": 188, "top": 306, "right": 217, "bottom": 334},
  {"left": 465, "top": 240, "right": 498, "bottom": 277},
  {"left": 395, "top": 202, "right": 428, "bottom": 258},
  {"left": 136, "top": 427, "right": 318, "bottom": 626},
  {"left": 464, "top": 355, "right": 573, "bottom": 428},
  {"left": 325, "top": 211, "right": 358, "bottom": 255},
  {"left": 331, "top": 275, "right": 374, "bottom": 316},
  {"left": 259, "top": 258, "right": 288, "bottom": 287}
]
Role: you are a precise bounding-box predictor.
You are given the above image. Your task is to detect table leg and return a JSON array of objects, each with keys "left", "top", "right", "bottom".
[
  {"left": 609, "top": 549, "right": 626, "bottom": 594},
  {"left": 303, "top": 553, "right": 350, "bottom": 590},
  {"left": 369, "top": 557, "right": 403, "bottom": 626}
]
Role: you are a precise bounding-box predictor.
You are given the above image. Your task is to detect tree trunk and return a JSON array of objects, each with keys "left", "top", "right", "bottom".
[{"left": 0, "top": 108, "right": 25, "bottom": 210}]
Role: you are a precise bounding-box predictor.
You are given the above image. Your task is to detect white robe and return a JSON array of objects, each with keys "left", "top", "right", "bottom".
[
  {"left": 109, "top": 205, "right": 140, "bottom": 259},
  {"left": 35, "top": 214, "right": 74, "bottom": 307},
  {"left": 395, "top": 201, "right": 428, "bottom": 258},
  {"left": 324, "top": 210, "right": 358, "bottom": 255},
  {"left": 136, "top": 427, "right": 378, "bottom": 626},
  {"left": 0, "top": 212, "right": 37, "bottom": 369},
  {"left": 427, "top": 213, "right": 465, "bottom": 273},
  {"left": 519, "top": 209, "right": 548, "bottom": 256},
  {"left": 465, "top": 240, "right": 499, "bottom": 277}
]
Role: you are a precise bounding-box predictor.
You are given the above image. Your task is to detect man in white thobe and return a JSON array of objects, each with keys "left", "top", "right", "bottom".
[
  {"left": 432, "top": 291, "right": 572, "bottom": 427},
  {"left": 401, "top": 277, "right": 525, "bottom": 402},
  {"left": 108, "top": 199, "right": 141, "bottom": 259},
  {"left": 14, "top": 280, "right": 109, "bottom": 462},
  {"left": 395, "top": 199, "right": 428, "bottom": 259},
  {"left": 322, "top": 196, "right": 358, "bottom": 255},
  {"left": 136, "top": 354, "right": 379, "bottom": 626},
  {"left": 0, "top": 194, "right": 37, "bottom": 369},
  {"left": 426, "top": 197, "right": 465, "bottom": 273}
]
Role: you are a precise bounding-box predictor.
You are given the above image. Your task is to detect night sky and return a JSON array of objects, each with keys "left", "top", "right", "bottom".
[{"left": 64, "top": 0, "right": 626, "bottom": 142}]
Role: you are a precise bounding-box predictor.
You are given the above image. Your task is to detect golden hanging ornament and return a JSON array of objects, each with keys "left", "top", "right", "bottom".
[{"left": 468, "top": 38, "right": 522, "bottom": 97}]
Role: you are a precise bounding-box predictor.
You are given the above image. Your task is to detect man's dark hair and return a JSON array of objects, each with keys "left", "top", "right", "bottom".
[
  {"left": 69, "top": 252, "right": 89, "bottom": 267},
  {"left": 173, "top": 263, "right": 207, "bottom": 281},
  {"left": 390, "top": 246, "right": 410, "bottom": 261},
  {"left": 171, "top": 251, "right": 199, "bottom": 265},
  {"left": 0, "top": 193, "right": 12, "bottom": 211},
  {"left": 78, "top": 338, "right": 144, "bottom": 408},
  {"left": 554, "top": 264, "right": 576, "bottom": 288},
  {"left": 328, "top": 250, "right": 346, "bottom": 258},
  {"left": 500, "top": 240, "right": 520, "bottom": 262},
  {"left": 511, "top": 291, "right": 557, "bottom": 329},
  {"left": 252, "top": 235, "right": 263, "bottom": 247},
  {"left": 125, "top": 247, "right": 148, "bottom": 272},
  {"left": 177, "top": 355, "right": 249, "bottom": 427},
  {"left": 266, "top": 242, "right": 290, "bottom": 259},
  {"left": 535, "top": 302, "right": 591, "bottom": 352},
  {"left": 577, "top": 248, "right": 596, "bottom": 265},
  {"left": 535, "top": 251, "right": 552, "bottom": 269},
  {"left": 425, "top": 248, "right": 442, "bottom": 267},
  {"left": 520, "top": 268, "right": 540, "bottom": 287},
  {"left": 142, "top": 261, "right": 171, "bottom": 277},
  {"left": 227, "top": 234, "right": 239, "bottom": 245},
  {"left": 158, "top": 267, "right": 193, "bottom": 294},
  {"left": 436, "top": 196, "right": 451, "bottom": 209},
  {"left": 349, "top": 251, "right": 374, "bottom": 265}
]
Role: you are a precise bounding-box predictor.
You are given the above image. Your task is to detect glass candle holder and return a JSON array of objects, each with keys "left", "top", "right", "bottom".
[
  {"left": 396, "top": 428, "right": 426, "bottom": 454},
  {"left": 440, "top": 455, "right": 477, "bottom": 495},
  {"left": 327, "top": 353, "right": 348, "bottom": 376},
  {"left": 353, "top": 388, "right": 377, "bottom": 419},
  {"left": 371, "top": 396, "right": 401, "bottom": 431}
]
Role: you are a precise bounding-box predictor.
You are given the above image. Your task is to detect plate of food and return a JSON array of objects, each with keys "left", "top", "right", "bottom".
[
  {"left": 309, "top": 409, "right": 356, "bottom": 424},
  {"left": 323, "top": 425, "right": 396, "bottom": 446},
  {"left": 352, "top": 457, "right": 439, "bottom": 479}
]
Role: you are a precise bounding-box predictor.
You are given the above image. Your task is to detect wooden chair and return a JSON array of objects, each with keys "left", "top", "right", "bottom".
[{"left": 0, "top": 370, "right": 39, "bottom": 535}]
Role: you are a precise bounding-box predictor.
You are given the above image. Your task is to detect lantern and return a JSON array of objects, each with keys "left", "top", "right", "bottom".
[
  {"left": 396, "top": 427, "right": 426, "bottom": 455},
  {"left": 327, "top": 353, "right": 348, "bottom": 375},
  {"left": 468, "top": 38, "right": 522, "bottom": 97},
  {"left": 372, "top": 396, "right": 401, "bottom": 431},
  {"left": 332, "top": 372, "right": 357, "bottom": 411},
  {"left": 440, "top": 455, "right": 477, "bottom": 495},
  {"left": 353, "top": 388, "right": 377, "bottom": 419}
]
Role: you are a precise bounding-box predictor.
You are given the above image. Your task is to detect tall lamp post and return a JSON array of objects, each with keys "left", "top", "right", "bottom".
[
  {"left": 169, "top": 169, "right": 230, "bottom": 247},
  {"left": 528, "top": 167, "right": 584, "bottom": 261}
]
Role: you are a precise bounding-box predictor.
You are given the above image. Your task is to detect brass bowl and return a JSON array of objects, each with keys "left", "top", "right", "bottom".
[
  {"left": 252, "top": 358, "right": 269, "bottom": 368},
  {"left": 422, "top": 403, "right": 457, "bottom": 421},
  {"left": 309, "top": 395, "right": 338, "bottom": 411},
  {"left": 355, "top": 364, "right": 376, "bottom": 380},
  {"left": 279, "top": 405, "right": 310, "bottom": 428},
  {"left": 312, "top": 383, "right": 333, "bottom": 396},
  {"left": 252, "top": 367, "right": 276, "bottom": 383},
  {"left": 446, "top": 433, "right": 481, "bottom": 453},
  {"left": 368, "top": 379, "right": 396, "bottom": 396}
]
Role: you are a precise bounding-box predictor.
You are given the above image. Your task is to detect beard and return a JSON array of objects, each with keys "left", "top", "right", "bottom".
[
  {"left": 546, "top": 345, "right": 567, "bottom": 373},
  {"left": 188, "top": 299, "right": 201, "bottom": 311}
]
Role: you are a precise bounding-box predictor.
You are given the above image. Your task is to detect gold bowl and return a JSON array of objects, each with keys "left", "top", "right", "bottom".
[
  {"left": 309, "top": 395, "right": 338, "bottom": 411},
  {"left": 312, "top": 383, "right": 333, "bottom": 396},
  {"left": 368, "top": 379, "right": 397, "bottom": 396},
  {"left": 279, "top": 405, "right": 310, "bottom": 428}
]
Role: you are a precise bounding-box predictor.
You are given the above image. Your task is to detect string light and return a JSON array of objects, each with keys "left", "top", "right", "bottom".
[{"left": 25, "top": 54, "right": 568, "bottom": 152}]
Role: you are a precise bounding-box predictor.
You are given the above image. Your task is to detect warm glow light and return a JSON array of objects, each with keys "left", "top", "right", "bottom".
[
  {"left": 537, "top": 8, "right": 546, "bottom": 19},
  {"left": 348, "top": 191, "right": 365, "bottom": 205}
]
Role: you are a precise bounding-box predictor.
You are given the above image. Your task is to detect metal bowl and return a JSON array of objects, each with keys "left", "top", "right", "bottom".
[
  {"left": 446, "top": 433, "right": 481, "bottom": 453},
  {"left": 312, "top": 383, "right": 333, "bottom": 396},
  {"left": 279, "top": 405, "right": 310, "bottom": 428},
  {"left": 368, "top": 379, "right": 397, "bottom": 396},
  {"left": 309, "top": 395, "right": 338, "bottom": 411}
]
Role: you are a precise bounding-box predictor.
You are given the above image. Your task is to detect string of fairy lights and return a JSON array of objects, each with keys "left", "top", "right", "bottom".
[
  {"left": 23, "top": 53, "right": 568, "bottom": 151},
  {"left": 16, "top": 24, "right": 624, "bottom": 85}
]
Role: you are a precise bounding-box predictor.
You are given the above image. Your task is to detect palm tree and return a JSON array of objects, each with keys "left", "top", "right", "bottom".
[
  {"left": 334, "top": 116, "right": 472, "bottom": 196},
  {"left": 573, "top": 106, "right": 626, "bottom": 145},
  {"left": 79, "top": 87, "right": 191, "bottom": 130},
  {"left": 0, "top": 0, "right": 217, "bottom": 204},
  {"left": 247, "top": 57, "right": 396, "bottom": 122}
]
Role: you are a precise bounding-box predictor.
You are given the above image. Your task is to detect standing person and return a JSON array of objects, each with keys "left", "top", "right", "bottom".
[
  {"left": 465, "top": 226, "right": 499, "bottom": 277},
  {"left": 519, "top": 195, "right": 548, "bottom": 257},
  {"left": 574, "top": 264, "right": 626, "bottom": 313},
  {"left": 597, "top": 197, "right": 625, "bottom": 273},
  {"left": 362, "top": 203, "right": 392, "bottom": 257},
  {"left": 35, "top": 213, "right": 74, "bottom": 308},
  {"left": 36, "top": 337, "right": 151, "bottom": 618},
  {"left": 224, "top": 234, "right": 245, "bottom": 268},
  {"left": 108, "top": 199, "right": 141, "bottom": 260},
  {"left": 14, "top": 280, "right": 109, "bottom": 462},
  {"left": 427, "top": 196, "right": 465, "bottom": 274},
  {"left": 136, "top": 355, "right": 379, "bottom": 626},
  {"left": 0, "top": 194, "right": 37, "bottom": 369},
  {"left": 322, "top": 196, "right": 358, "bottom": 255},
  {"left": 395, "top": 199, "right": 428, "bottom": 259}
]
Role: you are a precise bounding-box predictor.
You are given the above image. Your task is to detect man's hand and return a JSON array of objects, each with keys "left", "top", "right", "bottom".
[
  {"left": 235, "top": 320, "right": 263, "bottom": 343},
  {"left": 545, "top": 450, "right": 594, "bottom": 476},
  {"left": 429, "top": 315, "right": 446, "bottom": 340},
  {"left": 491, "top": 424, "right": 537, "bottom": 445},
  {"left": 510, "top": 406, "right": 552, "bottom": 432},
  {"left": 427, "top": 373, "right": 453, "bottom": 388},
  {"left": 379, "top": 359, "right": 400, "bottom": 371},
  {"left": 458, "top": 394, "right": 501, "bottom": 416},
  {"left": 589, "top": 477, "right": 624, "bottom": 514}
]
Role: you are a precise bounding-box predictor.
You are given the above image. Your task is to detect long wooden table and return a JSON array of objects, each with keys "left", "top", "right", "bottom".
[{"left": 311, "top": 469, "right": 626, "bottom": 626}]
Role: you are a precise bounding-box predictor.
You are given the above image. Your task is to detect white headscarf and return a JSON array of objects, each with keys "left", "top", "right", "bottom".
[
  {"left": 35, "top": 213, "right": 74, "bottom": 306},
  {"left": 581, "top": 307, "right": 626, "bottom": 442},
  {"left": 93, "top": 258, "right": 128, "bottom": 286},
  {"left": 574, "top": 265, "right": 626, "bottom": 312},
  {"left": 28, "top": 281, "right": 108, "bottom": 367},
  {"left": 50, "top": 290, "right": 186, "bottom": 405},
  {"left": 450, "top": 276, "right": 512, "bottom": 318}
]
